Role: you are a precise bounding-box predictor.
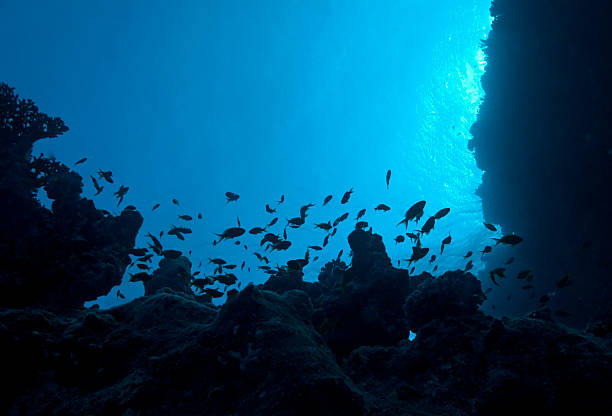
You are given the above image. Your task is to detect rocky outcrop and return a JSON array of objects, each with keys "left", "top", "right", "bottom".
[
  {"left": 1, "top": 231, "right": 610, "bottom": 415},
  {"left": 469, "top": 0, "right": 612, "bottom": 326},
  {"left": 0, "top": 82, "right": 142, "bottom": 310}
]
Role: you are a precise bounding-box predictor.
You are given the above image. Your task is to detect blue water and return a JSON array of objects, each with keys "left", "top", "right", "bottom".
[{"left": 0, "top": 1, "right": 492, "bottom": 308}]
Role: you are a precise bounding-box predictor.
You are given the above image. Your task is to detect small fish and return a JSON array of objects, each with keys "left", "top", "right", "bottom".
[
  {"left": 355, "top": 221, "right": 368, "bottom": 230},
  {"left": 489, "top": 267, "right": 505, "bottom": 286},
  {"left": 433, "top": 265, "right": 438, "bottom": 272},
  {"left": 123, "top": 205, "right": 137, "bottom": 211},
  {"left": 433, "top": 208, "right": 450, "bottom": 220},
  {"left": 283, "top": 228, "right": 287, "bottom": 240},
  {"left": 90, "top": 176, "right": 104, "bottom": 195},
  {"left": 208, "top": 258, "right": 226, "bottom": 265},
  {"left": 234, "top": 241, "right": 240, "bottom": 246},
  {"left": 492, "top": 234, "right": 523, "bottom": 246},
  {"left": 313, "top": 256, "right": 319, "bottom": 262},
  {"left": 267, "top": 217, "right": 278, "bottom": 227},
  {"left": 299, "top": 203, "right": 315, "bottom": 220},
  {"left": 162, "top": 249, "right": 182, "bottom": 259},
  {"left": 74, "top": 157, "right": 87, "bottom": 166},
  {"left": 323, "top": 234, "right": 330, "bottom": 247},
  {"left": 278, "top": 194, "right": 285, "bottom": 204},
  {"left": 271, "top": 240, "right": 291, "bottom": 251},
  {"left": 225, "top": 192, "right": 240, "bottom": 203},
  {"left": 517, "top": 270, "right": 532, "bottom": 280},
  {"left": 198, "top": 212, "right": 203, "bottom": 219},
  {"left": 419, "top": 216, "right": 436, "bottom": 235},
  {"left": 249, "top": 227, "right": 266, "bottom": 235},
  {"left": 336, "top": 250, "right": 343, "bottom": 261},
  {"left": 356, "top": 208, "right": 366, "bottom": 220},
  {"left": 429, "top": 254, "right": 436, "bottom": 264},
  {"left": 341, "top": 188, "right": 353, "bottom": 204},
  {"left": 406, "top": 232, "right": 419, "bottom": 242},
  {"left": 331, "top": 228, "right": 337, "bottom": 236},
  {"left": 146, "top": 232, "right": 163, "bottom": 251},
  {"left": 521, "top": 284, "right": 534, "bottom": 290},
  {"left": 308, "top": 245, "right": 323, "bottom": 251},
  {"left": 442, "top": 234, "right": 451, "bottom": 245},
  {"left": 394, "top": 235, "right": 405, "bottom": 244},
  {"left": 152, "top": 203, "right": 160, "bottom": 211},
  {"left": 464, "top": 251, "right": 473, "bottom": 258},
  {"left": 215, "top": 227, "right": 245, "bottom": 242},
  {"left": 137, "top": 254, "right": 153, "bottom": 263},
  {"left": 323, "top": 195, "right": 333, "bottom": 205},
  {"left": 116, "top": 289, "right": 125, "bottom": 299},
  {"left": 129, "top": 272, "right": 152, "bottom": 282},
  {"left": 241, "top": 261, "right": 245, "bottom": 270},
  {"left": 204, "top": 288, "right": 224, "bottom": 298},
  {"left": 114, "top": 185, "right": 129, "bottom": 206},
  {"left": 556, "top": 275, "right": 573, "bottom": 289},
  {"left": 386, "top": 169, "right": 391, "bottom": 189},
  {"left": 483, "top": 222, "right": 497, "bottom": 232},
  {"left": 333, "top": 213, "right": 349, "bottom": 227},
  {"left": 505, "top": 257, "right": 515, "bottom": 265},
  {"left": 287, "top": 216, "right": 305, "bottom": 228},
  {"left": 129, "top": 248, "right": 148, "bottom": 257},
  {"left": 465, "top": 260, "right": 473, "bottom": 271},
  {"left": 266, "top": 204, "right": 276, "bottom": 214},
  {"left": 215, "top": 273, "right": 238, "bottom": 286},
  {"left": 172, "top": 198, "right": 179, "bottom": 206},
  {"left": 178, "top": 215, "right": 192, "bottom": 221},
  {"left": 374, "top": 204, "right": 390, "bottom": 212},
  {"left": 397, "top": 201, "right": 426, "bottom": 229},
  {"left": 315, "top": 222, "right": 332, "bottom": 231},
  {"left": 260, "top": 233, "right": 280, "bottom": 246},
  {"left": 237, "top": 216, "right": 241, "bottom": 227},
  {"left": 406, "top": 245, "right": 429, "bottom": 266},
  {"left": 480, "top": 246, "right": 492, "bottom": 257},
  {"left": 97, "top": 169, "right": 114, "bottom": 184},
  {"left": 440, "top": 233, "right": 451, "bottom": 254}
]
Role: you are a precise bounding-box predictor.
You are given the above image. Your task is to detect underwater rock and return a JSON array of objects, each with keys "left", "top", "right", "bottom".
[
  {"left": 144, "top": 256, "right": 193, "bottom": 297},
  {"left": 0, "top": 83, "right": 143, "bottom": 310},
  {"left": 347, "top": 229, "right": 392, "bottom": 280},
  {"left": 469, "top": 0, "right": 612, "bottom": 326},
  {"left": 403, "top": 270, "right": 486, "bottom": 331}
]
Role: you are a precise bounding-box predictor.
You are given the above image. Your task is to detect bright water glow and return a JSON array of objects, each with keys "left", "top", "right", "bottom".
[{"left": 0, "top": 1, "right": 493, "bottom": 308}]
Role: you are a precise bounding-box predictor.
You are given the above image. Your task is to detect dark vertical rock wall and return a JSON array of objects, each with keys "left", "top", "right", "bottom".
[
  {"left": 0, "top": 83, "right": 143, "bottom": 310},
  {"left": 470, "top": 0, "right": 612, "bottom": 326}
]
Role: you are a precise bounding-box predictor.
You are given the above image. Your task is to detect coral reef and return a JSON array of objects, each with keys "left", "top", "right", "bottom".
[
  {"left": 1, "top": 229, "right": 610, "bottom": 415},
  {"left": 0, "top": 83, "right": 142, "bottom": 310}
]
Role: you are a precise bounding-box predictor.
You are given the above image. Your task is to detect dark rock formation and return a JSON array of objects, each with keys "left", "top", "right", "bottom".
[
  {"left": 0, "top": 83, "right": 142, "bottom": 310},
  {"left": 1, "top": 231, "right": 610, "bottom": 415},
  {"left": 144, "top": 256, "right": 193, "bottom": 296},
  {"left": 470, "top": 0, "right": 612, "bottom": 326}
]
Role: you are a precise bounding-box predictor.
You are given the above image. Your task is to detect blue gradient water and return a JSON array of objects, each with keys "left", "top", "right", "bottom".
[{"left": 0, "top": 1, "right": 492, "bottom": 308}]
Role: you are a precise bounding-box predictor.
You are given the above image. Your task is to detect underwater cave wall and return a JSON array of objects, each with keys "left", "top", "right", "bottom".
[{"left": 470, "top": 0, "right": 612, "bottom": 325}]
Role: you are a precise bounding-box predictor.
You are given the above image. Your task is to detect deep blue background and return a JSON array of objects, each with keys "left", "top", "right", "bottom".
[{"left": 0, "top": 1, "right": 492, "bottom": 307}]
